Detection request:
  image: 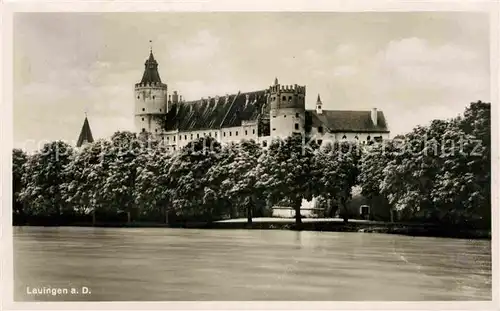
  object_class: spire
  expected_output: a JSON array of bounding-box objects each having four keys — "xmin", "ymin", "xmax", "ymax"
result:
[
  {"xmin": 317, "ymin": 94, "xmax": 322, "ymax": 103},
  {"xmin": 76, "ymin": 115, "xmax": 94, "ymax": 147},
  {"xmin": 274, "ymin": 77, "xmax": 279, "ymax": 85},
  {"xmin": 139, "ymin": 41, "xmax": 162, "ymax": 84}
]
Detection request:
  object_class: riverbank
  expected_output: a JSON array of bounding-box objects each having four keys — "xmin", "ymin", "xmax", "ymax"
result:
[{"xmin": 14, "ymin": 217, "xmax": 491, "ymax": 240}]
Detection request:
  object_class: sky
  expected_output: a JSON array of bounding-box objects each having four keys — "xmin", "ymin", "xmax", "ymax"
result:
[{"xmin": 13, "ymin": 12, "xmax": 491, "ymax": 150}]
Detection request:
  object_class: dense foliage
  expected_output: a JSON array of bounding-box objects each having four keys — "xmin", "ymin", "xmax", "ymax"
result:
[{"xmin": 13, "ymin": 102, "xmax": 491, "ymax": 229}]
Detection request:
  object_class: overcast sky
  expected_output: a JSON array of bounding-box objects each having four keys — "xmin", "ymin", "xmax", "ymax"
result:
[{"xmin": 13, "ymin": 12, "xmax": 490, "ymax": 150}]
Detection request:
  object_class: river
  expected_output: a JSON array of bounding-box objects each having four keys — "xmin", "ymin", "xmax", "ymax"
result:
[{"xmin": 13, "ymin": 226, "xmax": 491, "ymax": 301}]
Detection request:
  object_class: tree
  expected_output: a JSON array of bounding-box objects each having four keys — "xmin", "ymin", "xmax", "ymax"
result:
[
  {"xmin": 12, "ymin": 149, "xmax": 28, "ymax": 222},
  {"xmin": 167, "ymin": 137, "xmax": 226, "ymax": 223},
  {"xmin": 358, "ymin": 140, "xmax": 399, "ymax": 221},
  {"xmin": 19, "ymin": 141, "xmax": 74, "ymax": 222},
  {"xmin": 314, "ymin": 141, "xmax": 361, "ymax": 223},
  {"xmin": 135, "ymin": 142, "xmax": 172, "ymax": 223},
  {"xmin": 61, "ymin": 139, "xmax": 114, "ymax": 224},
  {"xmin": 257, "ymin": 135, "xmax": 317, "ymax": 228},
  {"xmin": 101, "ymin": 131, "xmax": 143, "ymax": 223},
  {"xmin": 211, "ymin": 140, "xmax": 264, "ymax": 224}
]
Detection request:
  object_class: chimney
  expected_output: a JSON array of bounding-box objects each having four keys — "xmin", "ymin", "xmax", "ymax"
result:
[{"xmin": 371, "ymin": 108, "xmax": 378, "ymax": 126}]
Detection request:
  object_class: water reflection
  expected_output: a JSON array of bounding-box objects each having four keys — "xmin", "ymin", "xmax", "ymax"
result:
[{"xmin": 14, "ymin": 227, "xmax": 491, "ymax": 301}]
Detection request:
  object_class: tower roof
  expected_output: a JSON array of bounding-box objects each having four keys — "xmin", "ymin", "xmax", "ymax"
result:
[
  {"xmin": 76, "ymin": 116, "xmax": 94, "ymax": 147},
  {"xmin": 140, "ymin": 50, "xmax": 162, "ymax": 84},
  {"xmin": 317, "ymin": 94, "xmax": 322, "ymax": 103}
]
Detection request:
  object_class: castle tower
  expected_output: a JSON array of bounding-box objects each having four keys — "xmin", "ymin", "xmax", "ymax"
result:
[
  {"xmin": 268, "ymin": 78, "xmax": 306, "ymax": 139},
  {"xmin": 134, "ymin": 44, "xmax": 168, "ymax": 136},
  {"xmin": 76, "ymin": 114, "xmax": 94, "ymax": 148}
]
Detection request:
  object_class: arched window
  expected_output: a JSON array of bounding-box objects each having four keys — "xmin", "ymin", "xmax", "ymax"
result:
[
  {"xmin": 142, "ymin": 128, "xmax": 145, "ymax": 132},
  {"xmin": 142, "ymin": 108, "xmax": 145, "ymax": 112}
]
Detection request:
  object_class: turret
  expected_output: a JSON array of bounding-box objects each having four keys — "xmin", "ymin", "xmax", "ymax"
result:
[
  {"xmin": 316, "ymin": 94, "xmax": 323, "ymax": 115},
  {"xmin": 134, "ymin": 44, "xmax": 168, "ymax": 136},
  {"xmin": 268, "ymin": 78, "xmax": 306, "ymax": 138}
]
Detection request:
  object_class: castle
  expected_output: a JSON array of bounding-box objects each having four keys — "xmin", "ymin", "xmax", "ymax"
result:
[{"xmin": 78, "ymin": 48, "xmax": 390, "ymax": 150}]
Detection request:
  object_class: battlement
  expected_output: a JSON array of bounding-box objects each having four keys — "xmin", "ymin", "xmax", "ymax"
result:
[
  {"xmin": 135, "ymin": 82, "xmax": 168, "ymax": 89},
  {"xmin": 269, "ymin": 84, "xmax": 306, "ymax": 95}
]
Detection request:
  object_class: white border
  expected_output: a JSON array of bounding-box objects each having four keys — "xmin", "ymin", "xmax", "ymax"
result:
[{"xmin": 1, "ymin": 1, "xmax": 498, "ymax": 310}]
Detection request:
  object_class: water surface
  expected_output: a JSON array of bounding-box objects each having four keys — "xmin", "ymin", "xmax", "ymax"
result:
[{"xmin": 14, "ymin": 227, "xmax": 491, "ymax": 301}]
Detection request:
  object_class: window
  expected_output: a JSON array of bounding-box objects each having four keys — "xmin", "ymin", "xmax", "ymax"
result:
[
  {"xmin": 318, "ymin": 126, "xmax": 323, "ymax": 134},
  {"xmin": 209, "ymin": 132, "xmax": 212, "ymax": 137},
  {"xmin": 288, "ymin": 96, "xmax": 292, "ymax": 101},
  {"xmin": 295, "ymin": 123, "xmax": 299, "ymax": 130},
  {"xmin": 142, "ymin": 128, "xmax": 146, "ymax": 132},
  {"xmin": 296, "ymin": 113, "xmax": 299, "ymax": 118},
  {"xmin": 223, "ymin": 132, "xmax": 226, "ymax": 137},
  {"xmin": 155, "ymin": 129, "xmax": 158, "ymax": 132},
  {"xmin": 235, "ymin": 131, "xmax": 238, "ymax": 136},
  {"xmin": 142, "ymin": 118, "xmax": 145, "ymax": 121},
  {"xmin": 153, "ymin": 96, "xmax": 156, "ymax": 100},
  {"xmin": 184, "ymin": 135, "xmax": 187, "ymax": 140},
  {"xmin": 342, "ymin": 135, "xmax": 347, "ymax": 139},
  {"xmin": 284, "ymin": 115, "xmax": 287, "ymax": 118},
  {"xmin": 245, "ymin": 130, "xmax": 248, "ymax": 135},
  {"xmin": 162, "ymin": 137, "xmax": 164, "ymax": 140},
  {"xmin": 262, "ymin": 141, "xmax": 268, "ymax": 147},
  {"xmin": 367, "ymin": 135, "xmax": 371, "ymax": 141},
  {"xmin": 142, "ymin": 108, "xmax": 145, "ymax": 112},
  {"xmin": 317, "ymin": 139, "xmax": 323, "ymax": 145},
  {"xmin": 229, "ymin": 132, "xmax": 232, "ymax": 137},
  {"xmin": 167, "ymin": 137, "xmax": 170, "ymax": 141},
  {"xmin": 197, "ymin": 134, "xmax": 200, "ymax": 138},
  {"xmin": 203, "ymin": 133, "xmax": 206, "ymax": 136},
  {"xmin": 355, "ymin": 136, "xmax": 359, "ymax": 140},
  {"xmin": 137, "ymin": 96, "xmax": 140, "ymax": 99},
  {"xmin": 272, "ymin": 115, "xmax": 276, "ymax": 118},
  {"xmin": 173, "ymin": 146, "xmax": 176, "ymax": 151},
  {"xmin": 173, "ymin": 136, "xmax": 176, "ymax": 142},
  {"xmin": 215, "ymin": 132, "xmax": 218, "ymax": 138},
  {"xmin": 191, "ymin": 134, "xmax": 193, "ymax": 140},
  {"xmin": 179, "ymin": 135, "xmax": 182, "ymax": 140},
  {"xmin": 273, "ymin": 128, "xmax": 276, "ymax": 131},
  {"xmin": 253, "ymin": 129, "xmax": 255, "ymax": 134},
  {"xmin": 282, "ymin": 96, "xmax": 286, "ymax": 101}
]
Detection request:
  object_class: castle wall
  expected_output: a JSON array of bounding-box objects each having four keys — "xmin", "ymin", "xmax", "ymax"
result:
[{"xmin": 308, "ymin": 127, "xmax": 390, "ymax": 146}]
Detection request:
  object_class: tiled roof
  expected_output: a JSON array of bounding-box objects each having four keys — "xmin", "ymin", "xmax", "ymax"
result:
[
  {"xmin": 307, "ymin": 110, "xmax": 389, "ymax": 133},
  {"xmin": 165, "ymin": 90, "xmax": 270, "ymax": 132},
  {"xmin": 140, "ymin": 51, "xmax": 162, "ymax": 84},
  {"xmin": 76, "ymin": 116, "xmax": 94, "ymax": 147}
]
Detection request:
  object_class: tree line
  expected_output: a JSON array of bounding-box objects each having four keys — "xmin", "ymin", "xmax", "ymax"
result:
[{"xmin": 12, "ymin": 102, "xmax": 491, "ymax": 229}]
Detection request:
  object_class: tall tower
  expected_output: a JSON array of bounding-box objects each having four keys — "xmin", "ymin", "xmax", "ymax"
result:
[
  {"xmin": 134, "ymin": 44, "xmax": 168, "ymax": 136},
  {"xmin": 268, "ymin": 78, "xmax": 306, "ymax": 139}
]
